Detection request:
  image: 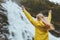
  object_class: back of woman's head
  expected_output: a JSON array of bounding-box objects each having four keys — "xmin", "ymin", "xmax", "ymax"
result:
[{"xmin": 36, "ymin": 13, "xmax": 44, "ymax": 21}]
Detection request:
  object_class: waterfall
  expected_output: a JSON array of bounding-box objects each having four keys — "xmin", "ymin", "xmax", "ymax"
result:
[
  {"xmin": 1, "ymin": 0, "xmax": 60, "ymax": 40},
  {"xmin": 1, "ymin": 0, "xmax": 35, "ymax": 40},
  {"xmin": 49, "ymin": 32, "xmax": 60, "ymax": 40}
]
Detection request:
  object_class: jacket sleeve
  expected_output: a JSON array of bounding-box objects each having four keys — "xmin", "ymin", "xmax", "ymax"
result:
[
  {"xmin": 48, "ymin": 10, "xmax": 52, "ymax": 23},
  {"xmin": 23, "ymin": 9, "xmax": 44, "ymax": 27}
]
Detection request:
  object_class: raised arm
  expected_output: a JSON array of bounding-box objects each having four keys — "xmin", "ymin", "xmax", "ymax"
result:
[
  {"xmin": 47, "ymin": 10, "xmax": 55, "ymax": 30},
  {"xmin": 22, "ymin": 6, "xmax": 41, "ymax": 27},
  {"xmin": 48, "ymin": 10, "xmax": 52, "ymax": 23}
]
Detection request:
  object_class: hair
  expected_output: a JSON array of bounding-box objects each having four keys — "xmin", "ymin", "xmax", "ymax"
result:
[
  {"xmin": 36, "ymin": 13, "xmax": 44, "ymax": 21},
  {"xmin": 0, "ymin": 3, "xmax": 9, "ymax": 40}
]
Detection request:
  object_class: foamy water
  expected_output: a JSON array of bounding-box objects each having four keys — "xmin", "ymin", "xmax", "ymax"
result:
[
  {"xmin": 49, "ymin": 32, "xmax": 60, "ymax": 40},
  {"xmin": 1, "ymin": 0, "xmax": 35, "ymax": 40}
]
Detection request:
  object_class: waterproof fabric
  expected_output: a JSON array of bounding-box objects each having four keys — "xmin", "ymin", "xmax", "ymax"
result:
[{"xmin": 1, "ymin": 0, "xmax": 35, "ymax": 40}]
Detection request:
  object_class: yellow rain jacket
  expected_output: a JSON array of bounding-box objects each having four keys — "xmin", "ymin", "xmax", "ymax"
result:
[{"xmin": 23, "ymin": 9, "xmax": 51, "ymax": 40}]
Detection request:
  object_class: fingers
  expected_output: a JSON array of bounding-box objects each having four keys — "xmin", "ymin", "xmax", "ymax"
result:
[{"xmin": 21, "ymin": 5, "xmax": 25, "ymax": 10}]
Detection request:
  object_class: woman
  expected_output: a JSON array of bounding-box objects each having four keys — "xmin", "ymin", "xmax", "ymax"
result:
[{"xmin": 22, "ymin": 6, "xmax": 54, "ymax": 40}]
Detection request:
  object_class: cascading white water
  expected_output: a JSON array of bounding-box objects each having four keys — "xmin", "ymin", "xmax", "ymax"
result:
[
  {"xmin": 1, "ymin": 0, "xmax": 35, "ymax": 40},
  {"xmin": 49, "ymin": 32, "xmax": 60, "ymax": 40}
]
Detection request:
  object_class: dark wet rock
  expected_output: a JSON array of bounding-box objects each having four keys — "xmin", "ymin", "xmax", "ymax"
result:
[{"xmin": 0, "ymin": 3, "xmax": 9, "ymax": 40}]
